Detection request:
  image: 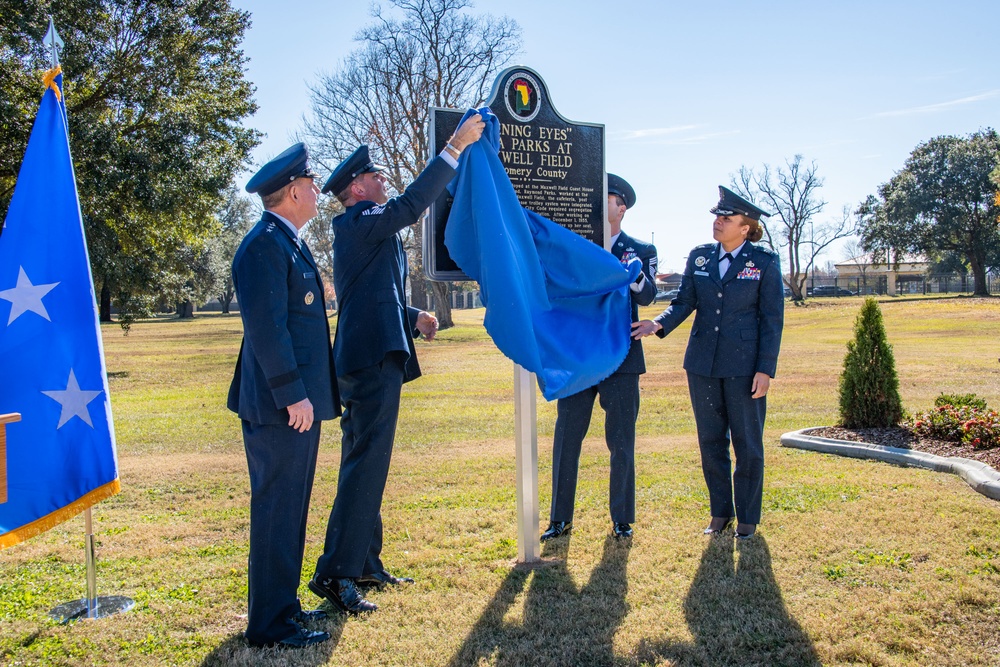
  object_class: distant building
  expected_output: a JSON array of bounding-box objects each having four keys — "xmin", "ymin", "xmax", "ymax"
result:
[{"xmin": 833, "ymin": 254, "xmax": 985, "ymax": 295}]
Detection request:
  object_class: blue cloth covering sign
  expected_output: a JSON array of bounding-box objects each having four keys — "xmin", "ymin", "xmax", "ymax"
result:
[{"xmin": 444, "ymin": 108, "xmax": 640, "ymax": 401}]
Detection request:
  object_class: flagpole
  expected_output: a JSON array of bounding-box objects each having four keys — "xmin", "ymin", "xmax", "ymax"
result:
[
  {"xmin": 85, "ymin": 507, "xmax": 97, "ymax": 617},
  {"xmin": 30, "ymin": 17, "xmax": 135, "ymax": 624}
]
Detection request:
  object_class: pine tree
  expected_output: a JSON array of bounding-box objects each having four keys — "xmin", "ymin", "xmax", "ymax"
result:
[{"xmin": 838, "ymin": 298, "xmax": 905, "ymax": 427}]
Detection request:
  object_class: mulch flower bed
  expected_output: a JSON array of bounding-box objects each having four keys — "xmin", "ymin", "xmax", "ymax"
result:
[{"xmin": 805, "ymin": 426, "xmax": 1000, "ymax": 471}]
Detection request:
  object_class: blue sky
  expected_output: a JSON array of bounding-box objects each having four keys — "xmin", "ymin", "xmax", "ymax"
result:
[{"xmin": 234, "ymin": 0, "xmax": 999, "ymax": 272}]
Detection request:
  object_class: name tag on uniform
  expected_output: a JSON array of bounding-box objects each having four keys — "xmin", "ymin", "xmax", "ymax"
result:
[
  {"xmin": 694, "ymin": 270, "xmax": 710, "ymax": 276},
  {"xmin": 303, "ymin": 271, "xmax": 315, "ymax": 279},
  {"xmin": 737, "ymin": 268, "xmax": 761, "ymax": 280}
]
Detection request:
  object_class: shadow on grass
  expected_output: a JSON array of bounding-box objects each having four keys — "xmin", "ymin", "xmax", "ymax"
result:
[
  {"xmin": 198, "ymin": 610, "xmax": 345, "ymax": 667},
  {"xmin": 636, "ymin": 535, "xmax": 820, "ymax": 667},
  {"xmin": 446, "ymin": 535, "xmax": 630, "ymax": 666}
]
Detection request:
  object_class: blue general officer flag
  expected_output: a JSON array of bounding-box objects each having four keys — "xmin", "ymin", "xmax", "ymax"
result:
[{"xmin": 0, "ymin": 68, "xmax": 120, "ymax": 549}]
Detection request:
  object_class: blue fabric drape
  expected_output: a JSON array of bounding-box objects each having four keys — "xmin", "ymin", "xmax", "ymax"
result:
[{"xmin": 444, "ymin": 108, "xmax": 640, "ymax": 400}]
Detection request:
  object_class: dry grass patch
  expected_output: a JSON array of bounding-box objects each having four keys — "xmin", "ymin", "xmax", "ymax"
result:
[{"xmin": 1, "ymin": 301, "xmax": 998, "ymax": 666}]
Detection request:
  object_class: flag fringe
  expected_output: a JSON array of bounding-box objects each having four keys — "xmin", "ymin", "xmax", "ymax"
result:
[
  {"xmin": 42, "ymin": 65, "xmax": 62, "ymax": 101},
  {"xmin": 0, "ymin": 478, "xmax": 120, "ymax": 550}
]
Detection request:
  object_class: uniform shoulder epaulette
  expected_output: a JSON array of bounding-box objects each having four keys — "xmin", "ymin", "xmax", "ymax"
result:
[
  {"xmin": 694, "ymin": 242, "xmax": 715, "ymax": 250},
  {"xmin": 754, "ymin": 244, "xmax": 779, "ymax": 258}
]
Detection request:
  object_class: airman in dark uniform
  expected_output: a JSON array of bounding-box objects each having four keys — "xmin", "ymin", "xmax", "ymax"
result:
[
  {"xmin": 633, "ymin": 186, "xmax": 784, "ymax": 541},
  {"xmin": 541, "ymin": 174, "xmax": 658, "ymax": 543},
  {"xmin": 309, "ymin": 114, "xmax": 484, "ymax": 614},
  {"xmin": 229, "ymin": 143, "xmax": 338, "ymax": 648}
]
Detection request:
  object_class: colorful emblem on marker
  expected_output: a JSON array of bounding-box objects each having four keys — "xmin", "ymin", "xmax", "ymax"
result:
[{"xmin": 504, "ymin": 71, "xmax": 541, "ymax": 122}]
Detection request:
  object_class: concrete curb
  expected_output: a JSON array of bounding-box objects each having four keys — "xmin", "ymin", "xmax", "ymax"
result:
[{"xmin": 780, "ymin": 428, "xmax": 1000, "ymax": 502}]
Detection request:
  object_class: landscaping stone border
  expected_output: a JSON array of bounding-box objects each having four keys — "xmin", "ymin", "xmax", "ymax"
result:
[{"xmin": 780, "ymin": 428, "xmax": 1000, "ymax": 501}]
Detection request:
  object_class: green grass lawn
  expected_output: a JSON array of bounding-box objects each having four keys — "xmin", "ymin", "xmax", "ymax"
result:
[{"xmin": 2, "ymin": 296, "xmax": 999, "ymax": 666}]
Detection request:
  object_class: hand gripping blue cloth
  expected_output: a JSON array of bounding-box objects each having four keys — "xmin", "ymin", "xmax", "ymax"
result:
[{"xmin": 444, "ymin": 107, "xmax": 641, "ymax": 401}]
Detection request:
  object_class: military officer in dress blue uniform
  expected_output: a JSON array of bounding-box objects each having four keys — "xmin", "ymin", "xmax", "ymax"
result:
[
  {"xmin": 633, "ymin": 186, "xmax": 784, "ymax": 541},
  {"xmin": 228, "ymin": 143, "xmax": 339, "ymax": 648},
  {"xmin": 540, "ymin": 174, "xmax": 658, "ymax": 543},
  {"xmin": 309, "ymin": 114, "xmax": 485, "ymax": 614}
]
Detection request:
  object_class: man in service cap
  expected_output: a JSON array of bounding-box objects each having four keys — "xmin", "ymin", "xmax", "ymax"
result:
[
  {"xmin": 541, "ymin": 173, "xmax": 659, "ymax": 544},
  {"xmin": 308, "ymin": 113, "xmax": 484, "ymax": 614},
  {"xmin": 228, "ymin": 142, "xmax": 339, "ymax": 648}
]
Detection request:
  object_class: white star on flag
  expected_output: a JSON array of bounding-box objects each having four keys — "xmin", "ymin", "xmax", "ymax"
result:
[
  {"xmin": 0, "ymin": 266, "xmax": 60, "ymax": 325},
  {"xmin": 41, "ymin": 369, "xmax": 104, "ymax": 429}
]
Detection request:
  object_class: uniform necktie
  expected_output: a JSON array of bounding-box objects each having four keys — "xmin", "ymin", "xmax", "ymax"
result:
[{"xmin": 720, "ymin": 252, "xmax": 734, "ymax": 279}]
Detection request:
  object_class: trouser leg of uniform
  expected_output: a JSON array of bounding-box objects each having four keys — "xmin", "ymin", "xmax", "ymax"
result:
[
  {"xmin": 686, "ymin": 372, "xmax": 735, "ymax": 519},
  {"xmin": 598, "ymin": 372, "xmax": 639, "ymax": 524},
  {"xmin": 550, "ymin": 387, "xmax": 597, "ymax": 522},
  {"xmin": 362, "ymin": 513, "xmax": 384, "ymax": 576},
  {"xmin": 316, "ymin": 353, "xmax": 404, "ymax": 579},
  {"xmin": 722, "ymin": 375, "xmax": 766, "ymax": 524},
  {"xmin": 243, "ymin": 420, "xmax": 321, "ymax": 645}
]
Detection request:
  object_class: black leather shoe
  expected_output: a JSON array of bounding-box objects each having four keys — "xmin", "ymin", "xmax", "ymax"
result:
[
  {"xmin": 247, "ymin": 626, "xmax": 330, "ymax": 649},
  {"xmin": 293, "ymin": 608, "xmax": 329, "ymax": 623},
  {"xmin": 735, "ymin": 524, "xmax": 757, "ymax": 541},
  {"xmin": 612, "ymin": 522, "xmax": 633, "ymax": 540},
  {"xmin": 540, "ymin": 521, "xmax": 572, "ymax": 541},
  {"xmin": 703, "ymin": 517, "xmax": 734, "ymax": 535},
  {"xmin": 308, "ymin": 575, "xmax": 377, "ymax": 615},
  {"xmin": 356, "ymin": 569, "xmax": 414, "ymax": 588}
]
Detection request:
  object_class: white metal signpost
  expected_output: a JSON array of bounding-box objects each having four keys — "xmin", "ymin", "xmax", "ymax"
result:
[{"xmin": 425, "ymin": 66, "xmax": 607, "ymax": 563}]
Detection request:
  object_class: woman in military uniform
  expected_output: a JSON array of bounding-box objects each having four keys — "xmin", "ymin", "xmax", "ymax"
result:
[{"xmin": 632, "ymin": 186, "xmax": 784, "ymax": 540}]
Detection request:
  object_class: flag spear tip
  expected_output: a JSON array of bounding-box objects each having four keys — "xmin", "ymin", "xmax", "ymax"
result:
[{"xmin": 42, "ymin": 16, "xmax": 64, "ymax": 69}]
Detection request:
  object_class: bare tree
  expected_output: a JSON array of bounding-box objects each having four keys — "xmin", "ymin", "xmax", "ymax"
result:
[
  {"xmin": 841, "ymin": 238, "xmax": 873, "ymax": 295},
  {"xmin": 300, "ymin": 197, "xmax": 342, "ymax": 304},
  {"xmin": 303, "ymin": 0, "xmax": 520, "ymax": 328},
  {"xmin": 733, "ymin": 156, "xmax": 856, "ymax": 301}
]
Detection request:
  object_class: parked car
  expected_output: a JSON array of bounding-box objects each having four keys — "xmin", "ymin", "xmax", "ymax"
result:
[
  {"xmin": 654, "ymin": 289, "xmax": 679, "ymax": 303},
  {"xmin": 807, "ymin": 285, "xmax": 855, "ymax": 297}
]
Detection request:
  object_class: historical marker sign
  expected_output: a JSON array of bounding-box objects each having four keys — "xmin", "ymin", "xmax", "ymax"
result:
[{"xmin": 424, "ymin": 65, "xmax": 606, "ymax": 281}]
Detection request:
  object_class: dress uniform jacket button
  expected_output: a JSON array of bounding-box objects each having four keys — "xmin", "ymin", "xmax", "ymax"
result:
[
  {"xmin": 714, "ymin": 326, "xmax": 719, "ymax": 331},
  {"xmin": 717, "ymin": 292, "xmax": 723, "ymax": 298},
  {"xmin": 716, "ymin": 309, "xmax": 721, "ymax": 314}
]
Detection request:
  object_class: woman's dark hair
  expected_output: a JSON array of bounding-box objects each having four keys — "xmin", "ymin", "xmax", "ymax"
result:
[{"xmin": 746, "ymin": 219, "xmax": 764, "ymax": 243}]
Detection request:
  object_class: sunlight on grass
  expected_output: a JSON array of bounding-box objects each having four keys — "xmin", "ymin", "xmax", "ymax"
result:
[{"xmin": 1, "ymin": 300, "xmax": 999, "ymax": 666}]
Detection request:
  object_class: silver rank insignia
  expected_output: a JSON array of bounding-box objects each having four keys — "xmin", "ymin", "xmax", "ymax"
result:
[
  {"xmin": 746, "ymin": 260, "xmax": 754, "ymax": 268},
  {"xmin": 694, "ymin": 256, "xmax": 707, "ymax": 267},
  {"xmin": 304, "ymin": 291, "xmax": 314, "ymax": 305}
]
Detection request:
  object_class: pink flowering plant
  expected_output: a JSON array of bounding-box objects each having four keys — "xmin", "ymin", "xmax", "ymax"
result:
[{"xmin": 910, "ymin": 396, "xmax": 1000, "ymax": 450}]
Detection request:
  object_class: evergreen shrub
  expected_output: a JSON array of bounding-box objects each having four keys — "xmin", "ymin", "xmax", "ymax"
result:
[{"xmin": 838, "ymin": 298, "xmax": 905, "ymax": 428}]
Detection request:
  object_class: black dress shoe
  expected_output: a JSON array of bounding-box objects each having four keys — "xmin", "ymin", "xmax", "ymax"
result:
[
  {"xmin": 293, "ymin": 608, "xmax": 329, "ymax": 623},
  {"xmin": 356, "ymin": 569, "xmax": 414, "ymax": 588},
  {"xmin": 703, "ymin": 517, "xmax": 734, "ymax": 535},
  {"xmin": 247, "ymin": 626, "xmax": 330, "ymax": 649},
  {"xmin": 734, "ymin": 522, "xmax": 757, "ymax": 540},
  {"xmin": 540, "ymin": 520, "xmax": 572, "ymax": 541},
  {"xmin": 308, "ymin": 575, "xmax": 377, "ymax": 615},
  {"xmin": 612, "ymin": 522, "xmax": 633, "ymax": 540}
]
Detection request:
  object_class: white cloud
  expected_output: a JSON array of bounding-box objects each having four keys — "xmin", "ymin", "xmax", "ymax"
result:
[
  {"xmin": 613, "ymin": 125, "xmax": 702, "ymax": 140},
  {"xmin": 869, "ymin": 90, "xmax": 1000, "ymax": 118},
  {"xmin": 611, "ymin": 125, "xmax": 740, "ymax": 145}
]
